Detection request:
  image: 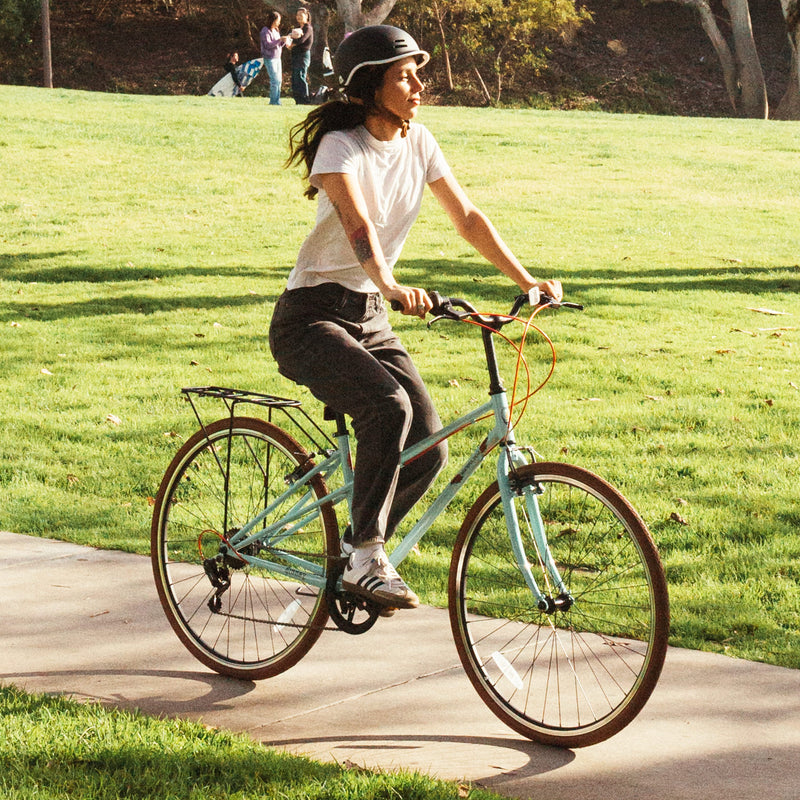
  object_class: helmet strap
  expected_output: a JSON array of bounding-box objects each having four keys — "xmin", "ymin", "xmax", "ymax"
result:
[
  {"xmin": 343, "ymin": 89, "xmax": 410, "ymax": 138},
  {"xmin": 375, "ymin": 104, "xmax": 410, "ymax": 138}
]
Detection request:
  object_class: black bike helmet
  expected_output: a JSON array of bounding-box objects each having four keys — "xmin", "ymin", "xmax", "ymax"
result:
[{"xmin": 334, "ymin": 25, "xmax": 430, "ymax": 90}]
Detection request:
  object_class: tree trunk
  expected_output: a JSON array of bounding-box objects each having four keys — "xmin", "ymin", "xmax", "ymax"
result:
[
  {"xmin": 494, "ymin": 50, "xmax": 504, "ymax": 104},
  {"xmin": 648, "ymin": 0, "xmax": 739, "ymax": 111},
  {"xmin": 432, "ymin": 0, "xmax": 454, "ymax": 91},
  {"xmin": 723, "ymin": 0, "xmax": 768, "ymax": 118},
  {"xmin": 336, "ymin": 0, "xmax": 400, "ymax": 32},
  {"xmin": 41, "ymin": 0, "xmax": 53, "ymax": 88},
  {"xmin": 775, "ymin": 0, "xmax": 800, "ymax": 118},
  {"xmin": 693, "ymin": 0, "xmax": 740, "ymax": 110},
  {"xmin": 464, "ymin": 50, "xmax": 492, "ymax": 105}
]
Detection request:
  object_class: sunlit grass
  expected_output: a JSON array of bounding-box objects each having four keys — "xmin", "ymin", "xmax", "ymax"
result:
[{"xmin": 1, "ymin": 86, "xmax": 799, "ymax": 667}]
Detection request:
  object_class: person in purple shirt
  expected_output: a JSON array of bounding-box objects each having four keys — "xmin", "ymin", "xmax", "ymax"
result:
[{"xmin": 260, "ymin": 10, "xmax": 290, "ymax": 105}]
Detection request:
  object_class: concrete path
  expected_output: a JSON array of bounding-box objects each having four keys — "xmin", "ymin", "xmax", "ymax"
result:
[{"xmin": 2, "ymin": 531, "xmax": 799, "ymax": 799}]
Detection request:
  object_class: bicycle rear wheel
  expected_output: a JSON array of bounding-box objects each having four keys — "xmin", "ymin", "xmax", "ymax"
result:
[
  {"xmin": 449, "ymin": 462, "xmax": 669, "ymax": 747},
  {"xmin": 151, "ymin": 416, "xmax": 339, "ymax": 680}
]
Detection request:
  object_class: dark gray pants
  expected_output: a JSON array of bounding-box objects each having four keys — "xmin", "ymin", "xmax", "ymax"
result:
[{"xmin": 269, "ymin": 283, "xmax": 448, "ymax": 546}]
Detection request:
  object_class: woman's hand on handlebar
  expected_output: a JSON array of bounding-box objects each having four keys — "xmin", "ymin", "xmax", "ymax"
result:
[
  {"xmin": 533, "ymin": 279, "xmax": 563, "ymax": 303},
  {"xmin": 385, "ymin": 285, "xmax": 433, "ymax": 318}
]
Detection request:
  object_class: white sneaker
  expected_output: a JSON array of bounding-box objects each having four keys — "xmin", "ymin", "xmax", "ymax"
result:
[{"xmin": 342, "ymin": 549, "xmax": 419, "ymax": 609}]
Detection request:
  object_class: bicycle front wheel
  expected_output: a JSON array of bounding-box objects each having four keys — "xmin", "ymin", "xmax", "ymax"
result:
[
  {"xmin": 449, "ymin": 462, "xmax": 669, "ymax": 748},
  {"xmin": 151, "ymin": 417, "xmax": 339, "ymax": 680}
]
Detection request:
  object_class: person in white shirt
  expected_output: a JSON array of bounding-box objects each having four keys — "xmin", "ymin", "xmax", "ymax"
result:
[{"xmin": 269, "ymin": 25, "xmax": 562, "ymax": 611}]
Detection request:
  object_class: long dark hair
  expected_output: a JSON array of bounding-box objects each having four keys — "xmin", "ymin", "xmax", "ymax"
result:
[{"xmin": 285, "ymin": 65, "xmax": 389, "ymax": 199}]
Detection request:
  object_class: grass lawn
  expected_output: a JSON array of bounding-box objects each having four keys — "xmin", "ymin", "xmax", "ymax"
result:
[
  {"xmin": 1, "ymin": 86, "xmax": 799, "ymax": 672},
  {"xmin": 0, "ymin": 684, "xmax": 503, "ymax": 799}
]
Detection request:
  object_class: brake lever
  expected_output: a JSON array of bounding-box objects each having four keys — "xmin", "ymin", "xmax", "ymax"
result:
[{"xmin": 538, "ymin": 294, "xmax": 584, "ymax": 311}]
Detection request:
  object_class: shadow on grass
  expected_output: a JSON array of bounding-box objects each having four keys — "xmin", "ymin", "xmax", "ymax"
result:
[
  {"xmin": 403, "ymin": 259, "xmax": 800, "ymax": 297},
  {"xmin": 6, "ymin": 253, "xmax": 796, "ymax": 296},
  {"xmin": 0, "ymin": 291, "xmax": 274, "ymax": 323},
  {"xmin": 0, "ymin": 253, "xmax": 270, "ymax": 284},
  {"xmin": 2, "ymin": 681, "xmax": 569, "ymax": 799}
]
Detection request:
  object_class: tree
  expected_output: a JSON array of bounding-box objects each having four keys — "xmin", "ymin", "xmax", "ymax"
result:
[
  {"xmin": 394, "ymin": 0, "xmax": 589, "ymax": 104},
  {"xmin": 0, "ymin": 0, "xmax": 40, "ymax": 42},
  {"xmin": 647, "ymin": 0, "xmax": 800, "ymax": 119},
  {"xmin": 460, "ymin": 0, "xmax": 589, "ymax": 104},
  {"xmin": 775, "ymin": 0, "xmax": 800, "ymax": 117}
]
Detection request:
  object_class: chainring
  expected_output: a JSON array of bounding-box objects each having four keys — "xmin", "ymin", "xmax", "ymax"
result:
[{"xmin": 325, "ymin": 557, "xmax": 381, "ymax": 634}]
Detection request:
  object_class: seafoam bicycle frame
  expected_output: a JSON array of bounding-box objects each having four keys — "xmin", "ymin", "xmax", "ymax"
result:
[{"xmin": 223, "ymin": 383, "xmax": 569, "ymax": 608}]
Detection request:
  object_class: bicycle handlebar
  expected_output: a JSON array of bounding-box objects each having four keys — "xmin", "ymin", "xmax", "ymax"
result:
[{"xmin": 390, "ymin": 290, "xmax": 583, "ymax": 326}]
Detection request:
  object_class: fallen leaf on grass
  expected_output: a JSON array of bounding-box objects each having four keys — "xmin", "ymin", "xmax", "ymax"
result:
[
  {"xmin": 448, "ymin": 379, "xmax": 460, "ymax": 388},
  {"xmin": 765, "ymin": 398, "xmax": 774, "ymax": 407},
  {"xmin": 106, "ymin": 414, "xmax": 122, "ymax": 425},
  {"xmin": 40, "ymin": 368, "xmax": 53, "ymax": 375},
  {"xmin": 715, "ymin": 348, "xmax": 736, "ymax": 354},
  {"xmin": 790, "ymin": 382, "xmax": 800, "ymax": 391},
  {"xmin": 746, "ymin": 307, "xmax": 788, "ymax": 316},
  {"xmin": 607, "ymin": 39, "xmax": 627, "ymax": 55},
  {"xmin": 643, "ymin": 394, "xmax": 662, "ymax": 401},
  {"xmin": 731, "ymin": 328, "xmax": 757, "ymax": 337},
  {"xmin": 669, "ymin": 512, "xmax": 689, "ymax": 526}
]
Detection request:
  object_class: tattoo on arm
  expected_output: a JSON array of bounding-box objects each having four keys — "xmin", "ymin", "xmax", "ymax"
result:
[
  {"xmin": 350, "ymin": 226, "xmax": 374, "ymax": 264},
  {"xmin": 331, "ymin": 198, "xmax": 375, "ymax": 264}
]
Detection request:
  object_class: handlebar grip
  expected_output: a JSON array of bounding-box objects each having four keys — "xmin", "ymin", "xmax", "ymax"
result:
[
  {"xmin": 428, "ymin": 290, "xmax": 446, "ymax": 314},
  {"xmin": 389, "ymin": 291, "xmax": 448, "ymax": 315}
]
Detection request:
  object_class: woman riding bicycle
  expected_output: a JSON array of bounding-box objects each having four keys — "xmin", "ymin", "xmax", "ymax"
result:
[{"xmin": 269, "ymin": 25, "xmax": 562, "ymax": 612}]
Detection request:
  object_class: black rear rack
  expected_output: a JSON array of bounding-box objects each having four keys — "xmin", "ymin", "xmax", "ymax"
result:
[{"xmin": 181, "ymin": 386, "xmax": 336, "ymax": 453}]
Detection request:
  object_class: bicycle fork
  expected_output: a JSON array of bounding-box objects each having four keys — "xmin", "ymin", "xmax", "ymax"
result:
[{"xmin": 499, "ymin": 446, "xmax": 574, "ymax": 614}]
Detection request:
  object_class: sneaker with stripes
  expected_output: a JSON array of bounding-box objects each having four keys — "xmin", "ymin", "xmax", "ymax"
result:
[{"xmin": 342, "ymin": 547, "xmax": 419, "ymax": 609}]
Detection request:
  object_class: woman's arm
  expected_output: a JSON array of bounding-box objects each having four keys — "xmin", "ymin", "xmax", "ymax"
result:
[
  {"xmin": 318, "ymin": 172, "xmax": 431, "ymax": 316},
  {"xmin": 429, "ymin": 172, "xmax": 562, "ymax": 300}
]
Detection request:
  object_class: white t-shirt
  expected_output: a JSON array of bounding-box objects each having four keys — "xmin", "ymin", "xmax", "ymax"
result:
[{"xmin": 286, "ymin": 123, "xmax": 452, "ymax": 293}]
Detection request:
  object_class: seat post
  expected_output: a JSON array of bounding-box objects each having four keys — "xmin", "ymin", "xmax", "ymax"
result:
[{"xmin": 323, "ymin": 406, "xmax": 349, "ymax": 437}]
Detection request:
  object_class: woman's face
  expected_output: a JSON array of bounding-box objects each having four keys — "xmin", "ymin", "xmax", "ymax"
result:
[
  {"xmin": 296, "ymin": 9, "xmax": 308, "ymax": 24},
  {"xmin": 375, "ymin": 57, "xmax": 424, "ymax": 121},
  {"xmin": 271, "ymin": 14, "xmax": 281, "ymax": 28}
]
